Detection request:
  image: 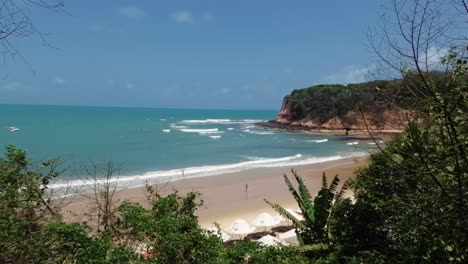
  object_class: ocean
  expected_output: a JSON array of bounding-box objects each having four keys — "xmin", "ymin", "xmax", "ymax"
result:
[{"xmin": 0, "ymin": 104, "xmax": 370, "ymax": 189}]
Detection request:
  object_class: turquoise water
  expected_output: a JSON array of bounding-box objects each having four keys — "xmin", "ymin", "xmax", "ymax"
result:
[{"xmin": 0, "ymin": 104, "xmax": 369, "ymax": 188}]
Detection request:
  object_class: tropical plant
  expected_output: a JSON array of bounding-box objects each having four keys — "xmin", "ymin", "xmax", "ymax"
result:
[
  {"xmin": 265, "ymin": 170, "xmax": 349, "ymax": 248},
  {"xmin": 223, "ymin": 240, "xmax": 312, "ymax": 264},
  {"xmin": 113, "ymin": 186, "xmax": 224, "ymax": 264},
  {"xmin": 0, "ymin": 145, "xmax": 62, "ymax": 263}
]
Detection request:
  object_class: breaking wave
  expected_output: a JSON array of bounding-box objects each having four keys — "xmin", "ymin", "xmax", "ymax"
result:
[
  {"xmin": 306, "ymin": 139, "xmax": 328, "ymax": 143},
  {"xmin": 48, "ymin": 152, "xmax": 367, "ymax": 191},
  {"xmin": 179, "ymin": 128, "xmax": 223, "ymax": 135},
  {"xmin": 181, "ymin": 119, "xmax": 265, "ymax": 125}
]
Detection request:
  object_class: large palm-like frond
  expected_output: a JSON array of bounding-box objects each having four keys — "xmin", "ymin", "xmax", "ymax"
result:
[
  {"xmin": 266, "ymin": 170, "xmax": 349, "ymax": 247},
  {"xmin": 321, "ymin": 172, "xmax": 328, "ymax": 189},
  {"xmin": 291, "ymin": 170, "xmax": 315, "ymax": 224},
  {"xmin": 335, "ymin": 179, "xmax": 350, "ymax": 201},
  {"xmin": 264, "ymin": 199, "xmax": 305, "ymax": 228},
  {"xmin": 328, "ymin": 174, "xmax": 340, "ymax": 193}
]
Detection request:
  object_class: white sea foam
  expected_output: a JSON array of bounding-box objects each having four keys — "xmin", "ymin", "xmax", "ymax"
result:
[
  {"xmin": 306, "ymin": 139, "xmax": 328, "ymax": 143},
  {"xmin": 162, "ymin": 129, "xmax": 171, "ymax": 133},
  {"xmin": 180, "ymin": 128, "xmax": 219, "ymax": 133},
  {"xmin": 241, "ymin": 128, "xmax": 274, "ymax": 135},
  {"xmin": 169, "ymin": 124, "xmax": 188, "ymax": 129},
  {"xmin": 368, "ymin": 142, "xmax": 376, "ymax": 145},
  {"xmin": 246, "ymin": 130, "xmax": 274, "ymax": 135},
  {"xmin": 48, "ymin": 152, "xmax": 367, "ymax": 191},
  {"xmin": 209, "ymin": 135, "xmax": 221, "ymax": 139},
  {"xmin": 182, "ymin": 119, "xmax": 231, "ymax": 124},
  {"xmin": 178, "ymin": 128, "xmax": 224, "ymax": 135},
  {"xmin": 227, "ymin": 128, "xmax": 234, "ymax": 131},
  {"xmin": 181, "ymin": 119, "xmax": 265, "ymax": 125},
  {"xmin": 346, "ymin": 141, "xmax": 359, "ymax": 145}
]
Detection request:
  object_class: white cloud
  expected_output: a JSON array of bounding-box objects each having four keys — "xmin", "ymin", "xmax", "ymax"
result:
[
  {"xmin": 202, "ymin": 13, "xmax": 214, "ymax": 22},
  {"xmin": 420, "ymin": 46, "xmax": 449, "ymax": 67},
  {"xmin": 324, "ymin": 65, "xmax": 374, "ymax": 84},
  {"xmin": 119, "ymin": 6, "xmax": 145, "ymax": 18},
  {"xmin": 2, "ymin": 82, "xmax": 21, "ymax": 91},
  {"xmin": 172, "ymin": 11, "xmax": 194, "ymax": 24},
  {"xmin": 54, "ymin": 77, "xmax": 65, "ymax": 85}
]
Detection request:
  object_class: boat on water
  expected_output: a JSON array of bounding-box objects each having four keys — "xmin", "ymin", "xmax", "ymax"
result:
[{"xmin": 8, "ymin": 127, "xmax": 19, "ymax": 132}]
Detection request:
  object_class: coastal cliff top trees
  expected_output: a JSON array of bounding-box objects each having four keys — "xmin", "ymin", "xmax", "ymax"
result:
[{"xmin": 286, "ymin": 80, "xmax": 403, "ymax": 124}]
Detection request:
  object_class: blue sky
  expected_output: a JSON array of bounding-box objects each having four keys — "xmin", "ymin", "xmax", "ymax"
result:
[{"xmin": 1, "ymin": 0, "xmax": 383, "ymax": 109}]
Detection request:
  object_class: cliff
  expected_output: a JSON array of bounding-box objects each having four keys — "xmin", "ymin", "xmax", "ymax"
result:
[
  {"xmin": 276, "ymin": 97, "xmax": 405, "ymax": 132},
  {"xmin": 269, "ymin": 81, "xmax": 417, "ymax": 134}
]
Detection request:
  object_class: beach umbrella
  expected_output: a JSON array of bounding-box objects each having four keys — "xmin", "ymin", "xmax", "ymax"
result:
[
  {"xmin": 286, "ymin": 208, "xmax": 305, "ymax": 221},
  {"xmin": 278, "ymin": 229, "xmax": 297, "ymax": 240},
  {"xmin": 273, "ymin": 214, "xmax": 287, "ymax": 223},
  {"xmin": 278, "ymin": 228, "xmax": 299, "ymax": 245},
  {"xmin": 257, "ymin": 235, "xmax": 287, "ymax": 246},
  {"xmin": 225, "ymin": 219, "xmax": 256, "ymax": 235},
  {"xmin": 206, "ymin": 227, "xmax": 231, "ymax": 242},
  {"xmin": 251, "ymin": 212, "xmax": 281, "ymax": 229}
]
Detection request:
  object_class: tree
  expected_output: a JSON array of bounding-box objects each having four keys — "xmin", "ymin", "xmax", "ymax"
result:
[
  {"xmin": 0, "ymin": 0, "xmax": 63, "ymax": 60},
  {"xmin": 341, "ymin": 0, "xmax": 468, "ymax": 262},
  {"xmin": 266, "ymin": 170, "xmax": 349, "ymax": 251},
  {"xmin": 114, "ymin": 186, "xmax": 225, "ymax": 263},
  {"xmin": 78, "ymin": 161, "xmax": 122, "ymax": 233},
  {"xmin": 0, "ymin": 145, "xmax": 61, "ymax": 263}
]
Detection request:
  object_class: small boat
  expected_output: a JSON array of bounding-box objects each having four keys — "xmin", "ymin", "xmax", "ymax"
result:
[{"xmin": 8, "ymin": 127, "xmax": 19, "ymax": 132}]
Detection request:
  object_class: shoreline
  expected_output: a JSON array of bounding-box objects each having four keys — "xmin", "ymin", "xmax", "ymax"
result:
[
  {"xmin": 60, "ymin": 156, "xmax": 366, "ymax": 229},
  {"xmin": 49, "ymin": 153, "xmax": 368, "ymax": 191},
  {"xmin": 257, "ymin": 120, "xmax": 401, "ymax": 139}
]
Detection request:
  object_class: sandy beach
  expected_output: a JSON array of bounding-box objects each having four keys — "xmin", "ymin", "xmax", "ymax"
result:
[{"xmin": 60, "ymin": 157, "xmax": 365, "ymax": 230}]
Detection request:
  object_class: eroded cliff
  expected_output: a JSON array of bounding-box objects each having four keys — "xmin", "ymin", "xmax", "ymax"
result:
[
  {"xmin": 271, "ymin": 81, "xmax": 417, "ymax": 133},
  {"xmin": 275, "ymin": 97, "xmax": 406, "ymax": 132}
]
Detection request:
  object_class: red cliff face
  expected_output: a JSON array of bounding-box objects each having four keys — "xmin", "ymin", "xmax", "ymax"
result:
[
  {"xmin": 276, "ymin": 97, "xmax": 294, "ymax": 124},
  {"xmin": 275, "ymin": 97, "xmax": 408, "ymax": 132}
]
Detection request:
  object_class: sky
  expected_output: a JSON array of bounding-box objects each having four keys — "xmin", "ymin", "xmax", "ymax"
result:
[{"xmin": 1, "ymin": 0, "xmax": 384, "ymax": 110}]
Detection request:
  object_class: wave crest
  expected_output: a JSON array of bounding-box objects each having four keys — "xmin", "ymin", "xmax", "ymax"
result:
[{"xmin": 48, "ymin": 152, "xmax": 367, "ymax": 190}]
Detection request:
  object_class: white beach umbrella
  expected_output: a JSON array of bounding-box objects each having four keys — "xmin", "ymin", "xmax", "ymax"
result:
[
  {"xmin": 278, "ymin": 229, "xmax": 300, "ymax": 245},
  {"xmin": 273, "ymin": 213, "xmax": 287, "ymax": 223},
  {"xmin": 286, "ymin": 208, "xmax": 305, "ymax": 221},
  {"xmin": 251, "ymin": 212, "xmax": 281, "ymax": 228},
  {"xmin": 225, "ymin": 219, "xmax": 256, "ymax": 235},
  {"xmin": 278, "ymin": 229, "xmax": 297, "ymax": 240},
  {"xmin": 206, "ymin": 227, "xmax": 231, "ymax": 242},
  {"xmin": 257, "ymin": 235, "xmax": 287, "ymax": 246}
]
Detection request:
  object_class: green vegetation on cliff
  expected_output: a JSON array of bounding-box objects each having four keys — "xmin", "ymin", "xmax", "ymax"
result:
[
  {"xmin": 286, "ymin": 80, "xmax": 395, "ymax": 122},
  {"xmin": 282, "ymin": 78, "xmax": 426, "ymax": 129}
]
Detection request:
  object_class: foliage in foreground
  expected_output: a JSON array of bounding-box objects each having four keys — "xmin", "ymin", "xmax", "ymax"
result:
[
  {"xmin": 0, "ymin": 145, "xmax": 310, "ymax": 264},
  {"xmin": 266, "ymin": 171, "xmax": 348, "ymax": 249}
]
